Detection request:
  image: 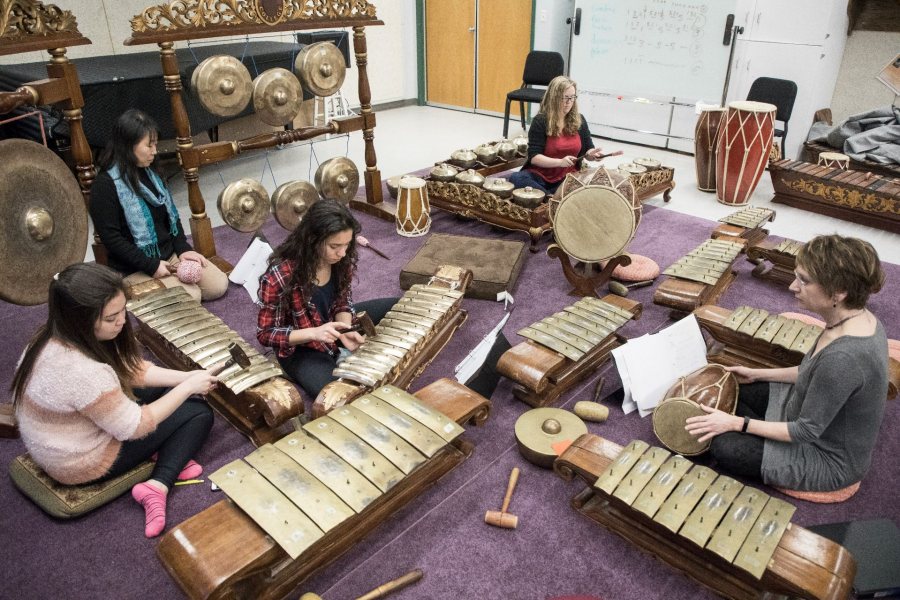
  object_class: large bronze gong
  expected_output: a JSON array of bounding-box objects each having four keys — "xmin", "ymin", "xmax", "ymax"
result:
[
  {"xmin": 191, "ymin": 55, "xmax": 253, "ymax": 117},
  {"xmin": 314, "ymin": 157, "xmax": 360, "ymax": 204},
  {"xmin": 294, "ymin": 41, "xmax": 347, "ymax": 97},
  {"xmin": 217, "ymin": 178, "xmax": 270, "ymax": 233},
  {"xmin": 550, "ymin": 167, "xmax": 642, "ymax": 263},
  {"xmin": 0, "ymin": 139, "xmax": 88, "ymax": 305},
  {"xmin": 271, "ymin": 180, "xmax": 319, "ymax": 230},
  {"xmin": 252, "ymin": 67, "xmax": 303, "ymax": 127}
]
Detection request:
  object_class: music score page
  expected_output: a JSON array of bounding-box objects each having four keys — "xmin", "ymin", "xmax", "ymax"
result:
[{"xmin": 612, "ymin": 315, "xmax": 708, "ymax": 417}]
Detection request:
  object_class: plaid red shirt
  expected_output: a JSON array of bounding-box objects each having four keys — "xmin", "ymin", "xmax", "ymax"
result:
[{"xmin": 256, "ymin": 258, "xmax": 355, "ymax": 358}]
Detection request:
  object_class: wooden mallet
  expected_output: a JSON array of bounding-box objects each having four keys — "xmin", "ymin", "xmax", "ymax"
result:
[
  {"xmin": 484, "ymin": 467, "xmax": 520, "ymax": 529},
  {"xmin": 298, "ymin": 568, "xmax": 424, "ymax": 600}
]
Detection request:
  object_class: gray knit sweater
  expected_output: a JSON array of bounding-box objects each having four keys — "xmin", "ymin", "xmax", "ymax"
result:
[{"xmin": 762, "ymin": 320, "xmax": 888, "ymax": 491}]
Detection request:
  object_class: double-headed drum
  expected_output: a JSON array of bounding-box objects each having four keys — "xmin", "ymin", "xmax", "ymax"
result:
[
  {"xmin": 694, "ymin": 107, "xmax": 726, "ymax": 192},
  {"xmin": 551, "ymin": 167, "xmax": 641, "ymax": 263},
  {"xmin": 652, "ymin": 364, "xmax": 738, "ymax": 455},
  {"xmin": 714, "ymin": 101, "xmax": 776, "ymax": 206},
  {"xmin": 395, "ymin": 176, "xmax": 431, "ymax": 237},
  {"xmin": 817, "ymin": 152, "xmax": 850, "ymax": 170}
]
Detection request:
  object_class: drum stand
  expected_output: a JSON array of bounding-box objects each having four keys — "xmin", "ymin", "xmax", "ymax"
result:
[{"xmin": 548, "ymin": 244, "xmax": 631, "ymax": 298}]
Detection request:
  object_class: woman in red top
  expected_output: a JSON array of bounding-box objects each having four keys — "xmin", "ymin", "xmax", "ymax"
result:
[{"xmin": 509, "ymin": 75, "xmax": 610, "ymax": 194}]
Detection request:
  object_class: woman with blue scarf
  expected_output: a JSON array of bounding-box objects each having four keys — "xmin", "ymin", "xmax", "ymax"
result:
[{"xmin": 90, "ymin": 109, "xmax": 228, "ymax": 301}]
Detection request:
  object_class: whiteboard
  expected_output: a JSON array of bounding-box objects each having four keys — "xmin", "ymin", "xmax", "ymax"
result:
[{"xmin": 569, "ymin": 0, "xmax": 737, "ymax": 101}]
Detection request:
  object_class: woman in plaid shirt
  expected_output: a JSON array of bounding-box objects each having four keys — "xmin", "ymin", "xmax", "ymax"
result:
[{"xmin": 256, "ymin": 199, "xmax": 396, "ymax": 398}]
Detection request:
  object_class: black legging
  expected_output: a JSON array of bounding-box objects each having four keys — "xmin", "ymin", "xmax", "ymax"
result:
[
  {"xmin": 708, "ymin": 381, "xmax": 770, "ymax": 480},
  {"xmin": 104, "ymin": 387, "xmax": 213, "ymax": 489},
  {"xmin": 279, "ymin": 298, "xmax": 398, "ymax": 398}
]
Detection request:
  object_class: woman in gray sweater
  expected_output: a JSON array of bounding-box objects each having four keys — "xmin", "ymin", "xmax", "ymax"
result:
[{"xmin": 685, "ymin": 234, "xmax": 888, "ymax": 491}]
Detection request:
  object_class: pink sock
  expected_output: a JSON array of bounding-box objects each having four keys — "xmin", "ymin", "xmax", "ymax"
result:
[
  {"xmin": 132, "ymin": 482, "xmax": 167, "ymax": 538},
  {"xmin": 178, "ymin": 459, "xmax": 202, "ymax": 480},
  {"xmin": 150, "ymin": 454, "xmax": 203, "ymax": 480}
]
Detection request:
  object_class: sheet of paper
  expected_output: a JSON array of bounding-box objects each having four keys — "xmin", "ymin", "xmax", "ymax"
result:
[
  {"xmin": 612, "ymin": 344, "xmax": 637, "ymax": 415},
  {"xmin": 455, "ymin": 306, "xmax": 512, "ymax": 385},
  {"xmin": 613, "ymin": 315, "xmax": 708, "ymax": 417},
  {"xmin": 229, "ymin": 237, "xmax": 273, "ymax": 303}
]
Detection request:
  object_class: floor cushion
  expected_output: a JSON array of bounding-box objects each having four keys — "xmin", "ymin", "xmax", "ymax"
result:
[
  {"xmin": 9, "ymin": 453, "xmax": 153, "ymax": 519},
  {"xmin": 775, "ymin": 481, "xmax": 860, "ymax": 504}
]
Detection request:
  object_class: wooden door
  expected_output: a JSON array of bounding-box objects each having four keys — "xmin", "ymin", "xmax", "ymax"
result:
[
  {"xmin": 425, "ymin": 0, "xmax": 476, "ymax": 109},
  {"xmin": 476, "ymin": 0, "xmax": 533, "ymax": 116}
]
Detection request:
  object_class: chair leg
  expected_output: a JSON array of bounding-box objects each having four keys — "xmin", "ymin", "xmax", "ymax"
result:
[
  {"xmin": 503, "ymin": 97, "xmax": 512, "ymax": 139},
  {"xmin": 782, "ymin": 122, "xmax": 789, "ymax": 155},
  {"xmin": 518, "ymin": 101, "xmax": 526, "ymax": 133}
]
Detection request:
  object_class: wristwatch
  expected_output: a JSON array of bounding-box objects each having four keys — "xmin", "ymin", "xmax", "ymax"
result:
[{"xmin": 741, "ymin": 416, "xmax": 751, "ymax": 433}]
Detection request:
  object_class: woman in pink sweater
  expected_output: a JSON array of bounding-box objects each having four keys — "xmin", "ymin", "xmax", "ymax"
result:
[{"xmin": 12, "ymin": 263, "xmax": 218, "ymax": 538}]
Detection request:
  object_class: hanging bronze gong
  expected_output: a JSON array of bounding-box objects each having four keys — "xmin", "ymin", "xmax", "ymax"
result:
[
  {"xmin": 191, "ymin": 55, "xmax": 253, "ymax": 117},
  {"xmin": 252, "ymin": 67, "xmax": 303, "ymax": 127},
  {"xmin": 294, "ymin": 41, "xmax": 347, "ymax": 97},
  {"xmin": 0, "ymin": 139, "xmax": 88, "ymax": 306},
  {"xmin": 271, "ymin": 180, "xmax": 319, "ymax": 230},
  {"xmin": 217, "ymin": 178, "xmax": 270, "ymax": 233},
  {"xmin": 514, "ymin": 407, "xmax": 588, "ymax": 468},
  {"xmin": 314, "ymin": 157, "xmax": 360, "ymax": 204}
]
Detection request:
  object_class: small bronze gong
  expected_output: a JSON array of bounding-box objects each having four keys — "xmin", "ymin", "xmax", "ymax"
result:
[{"xmin": 514, "ymin": 407, "xmax": 587, "ymax": 468}]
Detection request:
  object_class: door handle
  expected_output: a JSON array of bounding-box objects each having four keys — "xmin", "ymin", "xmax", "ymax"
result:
[{"xmin": 468, "ymin": 26, "xmax": 476, "ymax": 32}]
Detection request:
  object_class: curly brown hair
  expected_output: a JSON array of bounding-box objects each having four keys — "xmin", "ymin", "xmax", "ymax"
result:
[
  {"xmin": 269, "ymin": 198, "xmax": 360, "ymax": 301},
  {"xmin": 796, "ymin": 234, "xmax": 884, "ymax": 309}
]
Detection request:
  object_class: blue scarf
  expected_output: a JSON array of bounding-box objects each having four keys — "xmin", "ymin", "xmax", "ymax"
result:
[{"xmin": 108, "ymin": 163, "xmax": 181, "ymax": 259}]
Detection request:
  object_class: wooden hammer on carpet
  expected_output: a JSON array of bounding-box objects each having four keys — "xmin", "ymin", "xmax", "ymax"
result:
[
  {"xmin": 298, "ymin": 568, "xmax": 423, "ymax": 600},
  {"xmin": 484, "ymin": 467, "xmax": 520, "ymax": 529}
]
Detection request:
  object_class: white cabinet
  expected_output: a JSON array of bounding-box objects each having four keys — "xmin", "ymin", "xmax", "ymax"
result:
[
  {"xmin": 744, "ymin": 0, "xmax": 832, "ymax": 45},
  {"xmin": 726, "ymin": 41, "xmax": 826, "ymax": 158},
  {"xmin": 722, "ymin": 0, "xmax": 848, "ymax": 159}
]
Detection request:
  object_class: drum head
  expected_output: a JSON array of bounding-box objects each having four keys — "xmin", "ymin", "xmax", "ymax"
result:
[
  {"xmin": 553, "ymin": 185, "xmax": 637, "ymax": 263},
  {"xmin": 652, "ymin": 398, "xmax": 709, "ymax": 456},
  {"xmin": 727, "ymin": 100, "xmax": 777, "ymax": 114}
]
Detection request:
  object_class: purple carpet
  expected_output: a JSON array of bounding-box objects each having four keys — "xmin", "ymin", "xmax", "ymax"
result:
[{"xmin": 1, "ymin": 185, "xmax": 898, "ymax": 600}]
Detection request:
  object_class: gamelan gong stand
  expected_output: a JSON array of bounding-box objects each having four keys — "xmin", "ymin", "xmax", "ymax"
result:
[{"xmin": 547, "ymin": 245, "xmax": 631, "ymax": 298}]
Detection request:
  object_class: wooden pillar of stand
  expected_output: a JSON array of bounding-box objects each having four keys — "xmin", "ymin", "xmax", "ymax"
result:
[
  {"xmin": 156, "ymin": 42, "xmax": 231, "ymax": 273},
  {"xmin": 349, "ymin": 24, "xmax": 390, "ymax": 221},
  {"xmin": 44, "ymin": 48, "xmax": 95, "ymax": 208}
]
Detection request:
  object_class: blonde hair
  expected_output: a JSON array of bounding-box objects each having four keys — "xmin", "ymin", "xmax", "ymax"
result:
[
  {"xmin": 796, "ymin": 234, "xmax": 884, "ymax": 309},
  {"xmin": 540, "ymin": 76, "xmax": 582, "ymax": 137}
]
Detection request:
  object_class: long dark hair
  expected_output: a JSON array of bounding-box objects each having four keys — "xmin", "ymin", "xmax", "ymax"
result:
[
  {"xmin": 269, "ymin": 198, "xmax": 360, "ymax": 301},
  {"xmin": 11, "ymin": 263, "xmax": 143, "ymax": 403},
  {"xmin": 97, "ymin": 108, "xmax": 159, "ymax": 194}
]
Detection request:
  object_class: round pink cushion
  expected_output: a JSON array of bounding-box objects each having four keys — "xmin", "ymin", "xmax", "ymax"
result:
[
  {"xmin": 612, "ymin": 253, "xmax": 660, "ymax": 282},
  {"xmin": 176, "ymin": 259, "xmax": 203, "ymax": 284},
  {"xmin": 775, "ymin": 481, "xmax": 860, "ymax": 504}
]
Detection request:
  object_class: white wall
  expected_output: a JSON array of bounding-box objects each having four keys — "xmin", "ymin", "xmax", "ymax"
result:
[
  {"xmin": 829, "ymin": 31, "xmax": 900, "ymax": 123},
  {"xmin": 532, "ymin": 0, "xmax": 575, "ymax": 69},
  {"xmin": 0, "ymin": 0, "xmax": 418, "ymax": 106}
]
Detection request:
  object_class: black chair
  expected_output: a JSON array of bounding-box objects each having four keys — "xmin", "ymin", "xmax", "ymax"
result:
[
  {"xmin": 746, "ymin": 77, "xmax": 798, "ymax": 154},
  {"xmin": 503, "ymin": 50, "xmax": 565, "ymax": 138}
]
